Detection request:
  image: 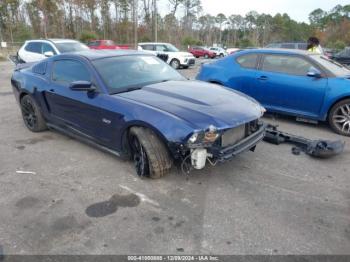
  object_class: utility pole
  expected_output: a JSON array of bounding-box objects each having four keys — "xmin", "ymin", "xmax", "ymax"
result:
[
  {"xmin": 153, "ymin": 0, "xmax": 157, "ymax": 42},
  {"xmin": 133, "ymin": 0, "xmax": 138, "ymax": 49}
]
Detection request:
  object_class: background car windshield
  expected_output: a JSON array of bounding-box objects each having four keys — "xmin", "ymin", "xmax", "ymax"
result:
[
  {"xmin": 55, "ymin": 42, "xmax": 89, "ymax": 53},
  {"xmin": 311, "ymin": 55, "xmax": 350, "ymax": 76},
  {"xmin": 165, "ymin": 44, "xmax": 179, "ymax": 52},
  {"xmin": 93, "ymin": 55, "xmax": 185, "ymax": 93}
]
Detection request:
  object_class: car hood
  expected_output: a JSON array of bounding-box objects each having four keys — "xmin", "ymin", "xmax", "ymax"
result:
[
  {"xmin": 170, "ymin": 51, "xmax": 193, "ymax": 57},
  {"xmin": 117, "ymin": 81, "xmax": 263, "ymax": 130}
]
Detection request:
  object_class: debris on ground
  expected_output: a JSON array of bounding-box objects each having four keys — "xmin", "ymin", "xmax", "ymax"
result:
[{"xmin": 264, "ymin": 124, "xmax": 345, "ymax": 158}]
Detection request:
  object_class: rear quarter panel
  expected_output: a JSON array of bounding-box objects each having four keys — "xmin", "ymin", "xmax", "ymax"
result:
[{"xmin": 11, "ymin": 65, "xmax": 51, "ymax": 118}]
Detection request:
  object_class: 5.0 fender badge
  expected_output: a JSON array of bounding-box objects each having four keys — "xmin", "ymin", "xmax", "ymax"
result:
[{"xmin": 102, "ymin": 118, "xmax": 112, "ymax": 124}]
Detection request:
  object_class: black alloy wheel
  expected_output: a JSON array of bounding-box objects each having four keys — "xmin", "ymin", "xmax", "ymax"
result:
[{"xmin": 130, "ymin": 134, "xmax": 150, "ymax": 177}]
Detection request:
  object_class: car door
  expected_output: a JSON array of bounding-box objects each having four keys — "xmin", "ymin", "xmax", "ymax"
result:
[
  {"xmin": 22, "ymin": 42, "xmax": 46, "ymax": 62},
  {"xmin": 256, "ymin": 54, "xmax": 328, "ymax": 117},
  {"xmin": 228, "ymin": 53, "xmax": 260, "ymax": 97},
  {"xmin": 45, "ymin": 59, "xmax": 114, "ymax": 144}
]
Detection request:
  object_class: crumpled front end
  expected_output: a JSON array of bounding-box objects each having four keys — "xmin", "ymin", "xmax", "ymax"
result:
[{"xmin": 171, "ymin": 119, "xmax": 266, "ymax": 170}]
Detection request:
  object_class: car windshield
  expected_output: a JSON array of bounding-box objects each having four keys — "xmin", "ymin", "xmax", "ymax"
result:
[
  {"xmin": 165, "ymin": 44, "xmax": 179, "ymax": 52},
  {"xmin": 311, "ymin": 55, "xmax": 350, "ymax": 77},
  {"xmin": 55, "ymin": 42, "xmax": 89, "ymax": 53},
  {"xmin": 93, "ymin": 55, "xmax": 186, "ymax": 94},
  {"xmin": 105, "ymin": 40, "xmax": 115, "ymax": 46}
]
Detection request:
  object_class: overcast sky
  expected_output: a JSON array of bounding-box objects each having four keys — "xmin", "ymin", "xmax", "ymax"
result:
[{"xmin": 159, "ymin": 0, "xmax": 349, "ymax": 23}]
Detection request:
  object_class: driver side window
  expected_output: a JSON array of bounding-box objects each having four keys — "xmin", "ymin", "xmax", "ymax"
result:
[
  {"xmin": 262, "ymin": 55, "xmax": 315, "ymax": 76},
  {"xmin": 52, "ymin": 60, "xmax": 90, "ymax": 84},
  {"xmin": 156, "ymin": 45, "xmax": 167, "ymax": 52}
]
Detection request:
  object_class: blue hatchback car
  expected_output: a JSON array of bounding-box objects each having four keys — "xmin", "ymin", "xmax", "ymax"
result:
[
  {"xmin": 11, "ymin": 50, "xmax": 265, "ymax": 178},
  {"xmin": 197, "ymin": 49, "xmax": 350, "ymax": 136}
]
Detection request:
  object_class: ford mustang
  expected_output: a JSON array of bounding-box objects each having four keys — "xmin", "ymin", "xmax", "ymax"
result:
[
  {"xmin": 11, "ymin": 50, "xmax": 265, "ymax": 178},
  {"xmin": 197, "ymin": 49, "xmax": 350, "ymax": 136}
]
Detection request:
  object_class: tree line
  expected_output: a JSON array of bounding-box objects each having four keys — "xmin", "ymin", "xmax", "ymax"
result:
[{"xmin": 0, "ymin": 0, "xmax": 349, "ymax": 49}]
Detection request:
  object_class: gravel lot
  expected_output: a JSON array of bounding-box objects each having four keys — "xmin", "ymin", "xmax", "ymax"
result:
[{"xmin": 0, "ymin": 59, "xmax": 349, "ymax": 255}]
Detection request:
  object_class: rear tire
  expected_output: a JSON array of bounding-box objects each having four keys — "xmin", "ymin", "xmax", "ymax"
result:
[
  {"xmin": 328, "ymin": 99, "xmax": 350, "ymax": 136},
  {"xmin": 129, "ymin": 127, "xmax": 172, "ymax": 179},
  {"xmin": 20, "ymin": 95, "xmax": 47, "ymax": 132}
]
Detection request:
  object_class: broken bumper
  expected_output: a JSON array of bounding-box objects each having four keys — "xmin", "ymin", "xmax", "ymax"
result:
[{"xmin": 209, "ymin": 123, "xmax": 266, "ymax": 162}]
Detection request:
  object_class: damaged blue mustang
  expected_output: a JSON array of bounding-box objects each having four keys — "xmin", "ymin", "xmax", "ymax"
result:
[{"xmin": 11, "ymin": 50, "xmax": 265, "ymax": 178}]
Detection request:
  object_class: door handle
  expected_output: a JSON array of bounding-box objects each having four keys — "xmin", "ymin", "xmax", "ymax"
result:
[{"xmin": 258, "ymin": 76, "xmax": 268, "ymax": 81}]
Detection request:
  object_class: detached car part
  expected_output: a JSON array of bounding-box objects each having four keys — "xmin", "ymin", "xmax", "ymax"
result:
[{"xmin": 264, "ymin": 124, "xmax": 345, "ymax": 158}]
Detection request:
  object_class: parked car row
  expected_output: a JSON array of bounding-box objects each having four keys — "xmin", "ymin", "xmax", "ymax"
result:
[{"xmin": 10, "ymin": 36, "xmax": 350, "ymax": 180}]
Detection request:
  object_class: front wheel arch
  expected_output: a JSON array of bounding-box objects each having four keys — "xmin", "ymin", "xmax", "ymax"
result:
[
  {"xmin": 328, "ymin": 97, "xmax": 350, "ymax": 136},
  {"xmin": 120, "ymin": 122, "xmax": 171, "ymax": 157},
  {"xmin": 126, "ymin": 126, "xmax": 173, "ymax": 178},
  {"xmin": 170, "ymin": 58, "xmax": 180, "ymax": 69},
  {"xmin": 326, "ymin": 96, "xmax": 350, "ymax": 120}
]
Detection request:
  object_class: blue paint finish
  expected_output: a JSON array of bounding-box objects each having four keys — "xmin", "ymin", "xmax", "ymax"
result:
[
  {"xmin": 197, "ymin": 49, "xmax": 350, "ymax": 122},
  {"xmin": 11, "ymin": 51, "xmax": 264, "ymax": 158}
]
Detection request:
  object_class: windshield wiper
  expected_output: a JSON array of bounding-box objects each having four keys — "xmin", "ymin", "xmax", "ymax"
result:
[{"xmin": 111, "ymin": 86, "xmax": 143, "ymax": 95}]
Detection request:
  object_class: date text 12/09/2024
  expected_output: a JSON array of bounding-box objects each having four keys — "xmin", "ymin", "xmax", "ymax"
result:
[{"xmin": 127, "ymin": 255, "xmax": 219, "ymax": 261}]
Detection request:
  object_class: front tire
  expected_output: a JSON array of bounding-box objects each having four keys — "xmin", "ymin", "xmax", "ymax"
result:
[
  {"xmin": 170, "ymin": 59, "xmax": 180, "ymax": 70},
  {"xmin": 129, "ymin": 127, "xmax": 172, "ymax": 179},
  {"xmin": 20, "ymin": 95, "xmax": 47, "ymax": 132},
  {"xmin": 328, "ymin": 99, "xmax": 350, "ymax": 136}
]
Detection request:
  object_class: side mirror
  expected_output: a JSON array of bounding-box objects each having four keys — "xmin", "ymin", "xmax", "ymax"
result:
[
  {"xmin": 44, "ymin": 51, "xmax": 54, "ymax": 57},
  {"xmin": 69, "ymin": 81, "xmax": 95, "ymax": 92},
  {"xmin": 307, "ymin": 67, "xmax": 322, "ymax": 78}
]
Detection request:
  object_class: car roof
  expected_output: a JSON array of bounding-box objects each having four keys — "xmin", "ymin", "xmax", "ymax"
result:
[
  {"xmin": 53, "ymin": 50, "xmax": 152, "ymax": 61},
  {"xmin": 48, "ymin": 39, "xmax": 81, "ymax": 43},
  {"xmin": 25, "ymin": 39, "xmax": 81, "ymax": 44},
  {"xmin": 237, "ymin": 48, "xmax": 316, "ymax": 56},
  {"xmin": 138, "ymin": 42, "xmax": 171, "ymax": 45}
]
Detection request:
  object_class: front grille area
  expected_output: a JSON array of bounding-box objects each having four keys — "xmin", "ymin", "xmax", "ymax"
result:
[
  {"xmin": 221, "ymin": 120, "xmax": 260, "ymax": 147},
  {"xmin": 221, "ymin": 125, "xmax": 246, "ymax": 147},
  {"xmin": 188, "ymin": 58, "xmax": 195, "ymax": 65}
]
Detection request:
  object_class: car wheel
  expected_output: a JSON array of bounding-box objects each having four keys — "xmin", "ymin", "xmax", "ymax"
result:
[
  {"xmin": 170, "ymin": 59, "xmax": 180, "ymax": 69},
  {"xmin": 204, "ymin": 54, "xmax": 209, "ymax": 59},
  {"xmin": 20, "ymin": 95, "xmax": 47, "ymax": 132},
  {"xmin": 328, "ymin": 99, "xmax": 350, "ymax": 136},
  {"xmin": 219, "ymin": 54, "xmax": 224, "ymax": 58},
  {"xmin": 129, "ymin": 127, "xmax": 172, "ymax": 178}
]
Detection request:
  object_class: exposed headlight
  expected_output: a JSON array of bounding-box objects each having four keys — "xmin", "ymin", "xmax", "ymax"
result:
[
  {"xmin": 188, "ymin": 125, "xmax": 220, "ymax": 145},
  {"xmin": 204, "ymin": 125, "xmax": 219, "ymax": 143},
  {"xmin": 188, "ymin": 132, "xmax": 200, "ymax": 143}
]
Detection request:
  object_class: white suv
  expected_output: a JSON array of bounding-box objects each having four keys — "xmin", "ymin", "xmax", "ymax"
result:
[
  {"xmin": 138, "ymin": 42, "xmax": 195, "ymax": 69},
  {"xmin": 209, "ymin": 47, "xmax": 228, "ymax": 58},
  {"xmin": 18, "ymin": 39, "xmax": 89, "ymax": 63}
]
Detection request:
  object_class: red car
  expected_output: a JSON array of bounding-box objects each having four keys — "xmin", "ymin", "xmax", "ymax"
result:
[
  {"xmin": 189, "ymin": 46, "xmax": 216, "ymax": 59},
  {"xmin": 87, "ymin": 40, "xmax": 130, "ymax": 50}
]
